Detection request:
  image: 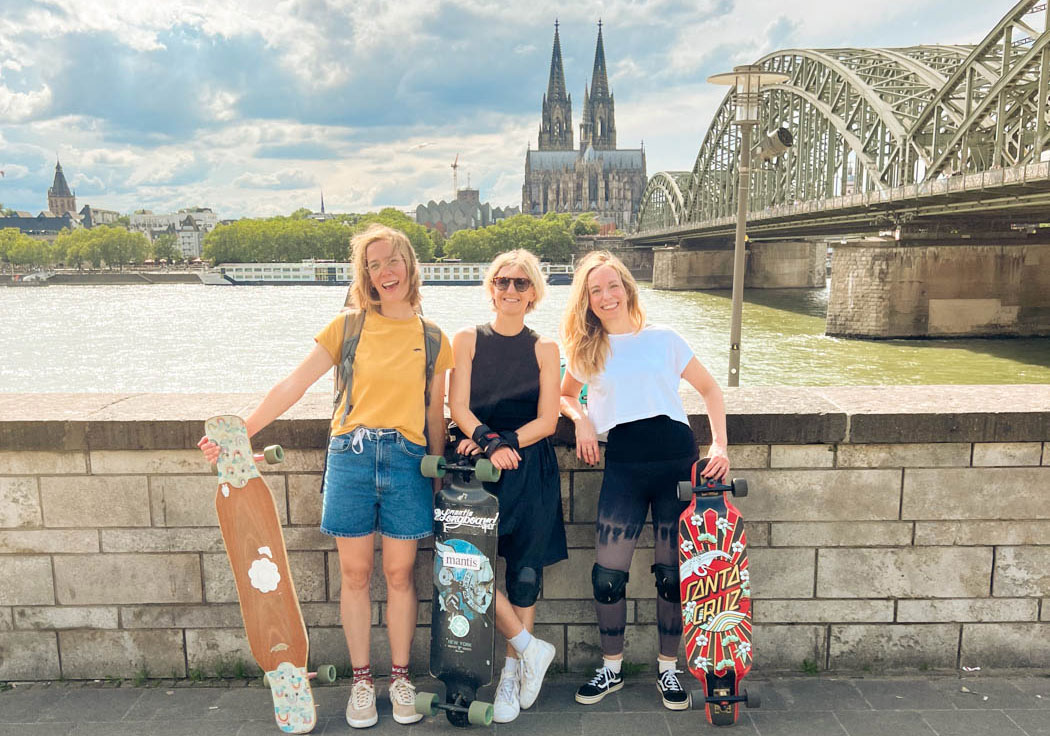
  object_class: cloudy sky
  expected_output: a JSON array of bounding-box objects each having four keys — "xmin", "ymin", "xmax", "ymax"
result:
[{"xmin": 0, "ymin": 0, "xmax": 1010, "ymax": 218}]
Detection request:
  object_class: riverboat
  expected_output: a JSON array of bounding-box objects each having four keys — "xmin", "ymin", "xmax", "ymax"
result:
[{"xmin": 201, "ymin": 260, "xmax": 574, "ymax": 286}]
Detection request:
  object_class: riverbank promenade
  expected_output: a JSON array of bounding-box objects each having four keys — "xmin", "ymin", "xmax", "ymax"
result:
[{"xmin": 3, "ymin": 673, "xmax": 1049, "ymax": 735}]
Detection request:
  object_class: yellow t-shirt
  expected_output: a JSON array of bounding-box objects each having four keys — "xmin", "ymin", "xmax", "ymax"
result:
[{"xmin": 315, "ymin": 310, "xmax": 453, "ymax": 445}]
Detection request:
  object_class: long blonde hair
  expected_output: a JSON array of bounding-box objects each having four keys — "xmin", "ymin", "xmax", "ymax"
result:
[
  {"xmin": 560, "ymin": 250, "xmax": 646, "ymax": 380},
  {"xmin": 347, "ymin": 224, "xmax": 422, "ymax": 312},
  {"xmin": 484, "ymin": 249, "xmax": 547, "ymax": 313}
]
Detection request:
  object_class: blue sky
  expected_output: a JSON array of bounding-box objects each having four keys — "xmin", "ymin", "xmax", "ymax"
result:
[{"xmin": 0, "ymin": 0, "xmax": 1011, "ymax": 218}]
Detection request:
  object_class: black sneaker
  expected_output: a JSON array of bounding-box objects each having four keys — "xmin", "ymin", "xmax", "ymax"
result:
[
  {"xmin": 657, "ymin": 668, "xmax": 691, "ymax": 710},
  {"xmin": 574, "ymin": 666, "xmax": 624, "ymax": 704}
]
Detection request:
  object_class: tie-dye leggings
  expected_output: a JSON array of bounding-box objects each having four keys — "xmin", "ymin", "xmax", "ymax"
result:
[{"xmin": 594, "ymin": 452, "xmax": 697, "ymax": 657}]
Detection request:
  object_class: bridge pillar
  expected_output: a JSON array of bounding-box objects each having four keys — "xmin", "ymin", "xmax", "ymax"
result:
[
  {"xmin": 827, "ymin": 240, "xmax": 1050, "ymax": 338},
  {"xmin": 652, "ymin": 246, "xmax": 734, "ymax": 289},
  {"xmin": 745, "ymin": 241, "xmax": 826, "ymax": 288}
]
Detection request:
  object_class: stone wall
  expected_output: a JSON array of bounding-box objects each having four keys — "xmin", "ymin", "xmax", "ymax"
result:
[{"xmin": 1, "ymin": 387, "xmax": 1049, "ymax": 681}]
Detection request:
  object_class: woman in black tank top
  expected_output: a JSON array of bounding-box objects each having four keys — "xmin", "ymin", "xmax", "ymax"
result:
[{"xmin": 448, "ymin": 250, "xmax": 567, "ymax": 723}]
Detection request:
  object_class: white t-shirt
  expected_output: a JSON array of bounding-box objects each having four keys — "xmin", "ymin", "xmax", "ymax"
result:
[{"xmin": 569, "ymin": 324, "xmax": 694, "ymax": 435}]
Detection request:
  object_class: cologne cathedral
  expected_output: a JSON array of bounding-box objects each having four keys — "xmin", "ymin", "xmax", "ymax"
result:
[{"xmin": 522, "ymin": 22, "xmax": 646, "ymax": 229}]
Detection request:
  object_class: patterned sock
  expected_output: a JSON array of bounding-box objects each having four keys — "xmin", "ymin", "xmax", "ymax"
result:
[
  {"xmin": 391, "ymin": 663, "xmax": 410, "ymax": 682},
  {"xmin": 352, "ymin": 665, "xmax": 373, "ymax": 684}
]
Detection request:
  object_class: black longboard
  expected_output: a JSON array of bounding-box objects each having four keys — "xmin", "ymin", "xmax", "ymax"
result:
[{"xmin": 415, "ymin": 455, "xmax": 501, "ymax": 728}]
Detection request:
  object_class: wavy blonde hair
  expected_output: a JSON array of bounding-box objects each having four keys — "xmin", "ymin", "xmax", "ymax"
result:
[
  {"xmin": 560, "ymin": 250, "xmax": 645, "ymax": 381},
  {"xmin": 483, "ymin": 249, "xmax": 547, "ymax": 313},
  {"xmin": 347, "ymin": 224, "xmax": 422, "ymax": 312}
]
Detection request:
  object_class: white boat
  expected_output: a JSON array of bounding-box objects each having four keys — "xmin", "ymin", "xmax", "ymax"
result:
[{"xmin": 201, "ymin": 260, "xmax": 571, "ymax": 286}]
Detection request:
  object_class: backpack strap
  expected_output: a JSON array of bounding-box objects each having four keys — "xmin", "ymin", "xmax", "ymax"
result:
[
  {"xmin": 334, "ymin": 309, "xmax": 367, "ymax": 427},
  {"xmin": 420, "ymin": 316, "xmax": 443, "ymax": 445}
]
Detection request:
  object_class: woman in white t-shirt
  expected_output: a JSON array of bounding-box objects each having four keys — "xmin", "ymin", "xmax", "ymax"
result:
[{"xmin": 559, "ymin": 250, "xmax": 730, "ymax": 710}]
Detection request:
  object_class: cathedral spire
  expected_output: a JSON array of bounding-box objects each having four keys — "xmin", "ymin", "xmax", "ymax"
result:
[
  {"xmin": 537, "ymin": 20, "xmax": 573, "ymax": 151},
  {"xmin": 580, "ymin": 21, "xmax": 616, "ymax": 150},
  {"xmin": 590, "ymin": 20, "xmax": 610, "ymax": 101}
]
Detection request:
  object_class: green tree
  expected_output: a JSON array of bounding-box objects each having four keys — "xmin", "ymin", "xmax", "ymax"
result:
[
  {"xmin": 289, "ymin": 207, "xmax": 312, "ymax": 220},
  {"xmin": 354, "ymin": 209, "xmax": 435, "ymax": 263},
  {"xmin": 151, "ymin": 233, "xmax": 179, "ymax": 262}
]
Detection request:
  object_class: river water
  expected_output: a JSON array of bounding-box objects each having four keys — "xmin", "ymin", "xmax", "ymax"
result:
[{"xmin": 2, "ymin": 283, "xmax": 1049, "ymax": 393}]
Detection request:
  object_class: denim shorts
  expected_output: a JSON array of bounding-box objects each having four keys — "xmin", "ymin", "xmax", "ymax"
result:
[{"xmin": 320, "ymin": 427, "xmax": 433, "ymax": 540}]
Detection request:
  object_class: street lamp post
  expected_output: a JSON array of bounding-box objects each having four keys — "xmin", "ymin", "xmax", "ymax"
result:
[{"xmin": 707, "ymin": 65, "xmax": 787, "ymax": 387}]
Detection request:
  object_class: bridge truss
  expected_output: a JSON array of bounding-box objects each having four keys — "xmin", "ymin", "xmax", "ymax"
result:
[{"xmin": 638, "ymin": 0, "xmax": 1050, "ymax": 233}]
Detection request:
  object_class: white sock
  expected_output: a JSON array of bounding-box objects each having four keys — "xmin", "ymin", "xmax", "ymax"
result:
[
  {"xmin": 603, "ymin": 657, "xmax": 622, "ymax": 675},
  {"xmin": 508, "ymin": 629, "xmax": 533, "ymax": 654},
  {"xmin": 658, "ymin": 658, "xmax": 677, "ymax": 674},
  {"xmin": 502, "ymin": 658, "xmax": 518, "ymax": 677}
]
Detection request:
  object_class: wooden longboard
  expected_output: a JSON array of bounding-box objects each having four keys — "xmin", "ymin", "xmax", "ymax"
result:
[
  {"xmin": 206, "ymin": 415, "xmax": 317, "ymax": 734},
  {"xmin": 678, "ymin": 460, "xmax": 755, "ymax": 726}
]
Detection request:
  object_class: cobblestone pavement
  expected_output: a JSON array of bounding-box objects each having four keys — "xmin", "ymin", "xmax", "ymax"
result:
[{"xmin": 1, "ymin": 674, "xmax": 1048, "ymax": 736}]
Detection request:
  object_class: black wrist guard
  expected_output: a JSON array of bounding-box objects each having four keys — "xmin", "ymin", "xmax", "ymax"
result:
[
  {"xmin": 498, "ymin": 430, "xmax": 520, "ymax": 451},
  {"xmin": 472, "ymin": 423, "xmax": 508, "ymax": 458}
]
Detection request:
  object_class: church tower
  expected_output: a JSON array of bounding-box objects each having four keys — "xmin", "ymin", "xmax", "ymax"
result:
[
  {"xmin": 47, "ymin": 160, "xmax": 76, "ymax": 216},
  {"xmin": 580, "ymin": 21, "xmax": 616, "ymax": 151},
  {"xmin": 537, "ymin": 21, "xmax": 573, "ymax": 151}
]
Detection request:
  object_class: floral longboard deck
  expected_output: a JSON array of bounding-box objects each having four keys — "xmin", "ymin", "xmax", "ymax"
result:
[
  {"xmin": 677, "ymin": 459, "xmax": 757, "ymax": 726},
  {"xmin": 206, "ymin": 415, "xmax": 317, "ymax": 734}
]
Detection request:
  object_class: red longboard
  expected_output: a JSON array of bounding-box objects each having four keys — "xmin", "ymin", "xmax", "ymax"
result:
[{"xmin": 677, "ymin": 458, "xmax": 759, "ymax": 726}]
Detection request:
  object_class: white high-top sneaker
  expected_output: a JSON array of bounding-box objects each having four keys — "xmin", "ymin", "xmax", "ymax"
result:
[
  {"xmin": 518, "ymin": 637, "xmax": 556, "ymax": 709},
  {"xmin": 492, "ymin": 665, "xmax": 521, "ymax": 723}
]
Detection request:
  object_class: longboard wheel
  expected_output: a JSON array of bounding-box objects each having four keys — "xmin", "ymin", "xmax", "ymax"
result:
[
  {"xmin": 262, "ymin": 673, "xmax": 270, "ymax": 688},
  {"xmin": 420, "ymin": 454, "xmax": 446, "ymax": 479},
  {"xmin": 415, "ymin": 691, "xmax": 439, "ymax": 717},
  {"xmin": 263, "ymin": 445, "xmax": 284, "ymax": 464},
  {"xmin": 732, "ymin": 478, "xmax": 748, "ymax": 498},
  {"xmin": 677, "ymin": 480, "xmax": 694, "ymax": 503},
  {"xmin": 474, "ymin": 458, "xmax": 501, "ymax": 483},
  {"xmin": 744, "ymin": 689, "xmax": 760, "ymax": 708},
  {"xmin": 467, "ymin": 700, "xmax": 493, "ymax": 726},
  {"xmin": 689, "ymin": 688, "xmax": 704, "ymax": 710},
  {"xmin": 314, "ymin": 664, "xmax": 337, "ymax": 684}
]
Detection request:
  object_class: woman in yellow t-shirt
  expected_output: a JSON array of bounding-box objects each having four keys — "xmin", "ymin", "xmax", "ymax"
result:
[{"xmin": 198, "ymin": 224, "xmax": 453, "ymax": 729}]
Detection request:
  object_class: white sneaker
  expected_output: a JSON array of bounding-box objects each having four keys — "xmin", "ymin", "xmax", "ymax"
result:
[
  {"xmin": 388, "ymin": 676, "xmax": 423, "ymax": 725},
  {"xmin": 346, "ymin": 678, "xmax": 378, "ymax": 728},
  {"xmin": 492, "ymin": 667, "xmax": 521, "ymax": 723},
  {"xmin": 518, "ymin": 637, "xmax": 556, "ymax": 709}
]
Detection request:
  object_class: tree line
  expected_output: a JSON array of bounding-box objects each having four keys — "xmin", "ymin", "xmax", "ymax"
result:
[{"xmin": 0, "ymin": 226, "xmax": 155, "ymax": 271}]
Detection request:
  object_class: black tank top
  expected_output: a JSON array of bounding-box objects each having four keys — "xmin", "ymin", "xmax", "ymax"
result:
[{"xmin": 470, "ymin": 323, "xmax": 540, "ymax": 432}]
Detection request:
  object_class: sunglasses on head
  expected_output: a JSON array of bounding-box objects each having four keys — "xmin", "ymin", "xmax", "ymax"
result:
[{"xmin": 492, "ymin": 276, "xmax": 532, "ymax": 291}]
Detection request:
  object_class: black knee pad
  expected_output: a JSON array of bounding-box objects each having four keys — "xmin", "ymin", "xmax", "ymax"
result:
[
  {"xmin": 651, "ymin": 563, "xmax": 680, "ymax": 603},
  {"xmin": 592, "ymin": 563, "xmax": 629, "ymax": 604},
  {"xmin": 506, "ymin": 566, "xmax": 541, "ymax": 607}
]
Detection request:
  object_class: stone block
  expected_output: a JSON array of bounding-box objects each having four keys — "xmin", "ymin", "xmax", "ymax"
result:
[
  {"xmin": 13, "ymin": 606, "xmax": 118, "ymax": 630},
  {"xmin": 0, "ymin": 451, "xmax": 86, "ymax": 475},
  {"xmin": 837, "ymin": 443, "xmax": 970, "ymax": 468},
  {"xmin": 203, "ymin": 551, "xmax": 326, "ymax": 603},
  {"xmin": 273, "ymin": 449, "xmax": 326, "ymax": 473},
  {"xmin": 993, "ymin": 547, "xmax": 1050, "ymax": 597},
  {"xmin": 0, "ymin": 529, "xmax": 99, "ymax": 554},
  {"xmin": 972, "ymin": 443, "xmax": 1043, "ymax": 467},
  {"xmin": 771, "ymin": 522, "xmax": 913, "ymax": 547},
  {"xmin": 817, "ymin": 548, "xmax": 993, "ymax": 598},
  {"xmin": 0, "ymin": 477, "xmax": 41, "ymax": 528},
  {"xmin": 0, "ymin": 557, "xmax": 54, "ymax": 605},
  {"xmin": 745, "ymin": 521, "xmax": 770, "ymax": 547},
  {"xmin": 282, "ymin": 526, "xmax": 334, "ymax": 551},
  {"xmin": 750, "ymin": 624, "xmax": 828, "ymax": 671},
  {"xmin": 541, "ymin": 549, "xmax": 598, "ymax": 600},
  {"xmin": 730, "ymin": 445, "xmax": 770, "ymax": 469},
  {"xmin": 122, "ymin": 604, "xmax": 243, "ymax": 629},
  {"xmin": 770, "ymin": 445, "xmax": 835, "ymax": 468},
  {"xmin": 40, "ymin": 476, "xmax": 150, "ymax": 528},
  {"xmin": 101, "ymin": 528, "xmax": 225, "ymax": 553},
  {"xmin": 897, "ymin": 598, "xmax": 1038, "ymax": 623},
  {"xmin": 960, "ymin": 623, "xmax": 1050, "ymax": 667},
  {"xmin": 89, "ymin": 449, "xmax": 210, "ymax": 474},
  {"xmin": 301, "ymin": 601, "xmax": 345, "ymax": 628},
  {"xmin": 185, "ymin": 628, "xmax": 257, "ymax": 676},
  {"xmin": 903, "ymin": 468, "xmax": 1050, "ymax": 520},
  {"xmin": 60, "ymin": 629, "xmax": 186, "ymax": 679},
  {"xmin": 566, "ymin": 624, "xmax": 660, "ymax": 671},
  {"xmin": 0, "ymin": 632, "xmax": 60, "ymax": 680},
  {"xmin": 532, "ymin": 599, "xmax": 598, "ymax": 625},
  {"xmin": 914, "ymin": 520, "xmax": 1050, "ymax": 545},
  {"xmin": 555, "ymin": 443, "xmax": 603, "ymax": 471},
  {"xmin": 731, "ymin": 469, "xmax": 902, "ymax": 521},
  {"xmin": 571, "ymin": 471, "xmax": 603, "ymax": 523},
  {"xmin": 829, "ymin": 624, "xmax": 959, "ymax": 670},
  {"xmin": 54, "ymin": 553, "xmax": 202, "ymax": 605},
  {"xmin": 151, "ymin": 474, "xmax": 288, "ymax": 527},
  {"xmin": 750, "ymin": 548, "xmax": 815, "ymax": 598},
  {"xmin": 288, "ymin": 474, "xmax": 323, "ymax": 525},
  {"xmin": 753, "ymin": 600, "xmax": 893, "ymax": 624}
]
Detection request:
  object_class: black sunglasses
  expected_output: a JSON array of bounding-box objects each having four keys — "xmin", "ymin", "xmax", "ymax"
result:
[{"xmin": 492, "ymin": 277, "xmax": 532, "ymax": 291}]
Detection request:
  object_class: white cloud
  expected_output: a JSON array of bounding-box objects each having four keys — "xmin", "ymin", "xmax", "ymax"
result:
[
  {"xmin": 234, "ymin": 168, "xmax": 316, "ymax": 189},
  {"xmin": 0, "ymin": 83, "xmax": 52, "ymax": 121}
]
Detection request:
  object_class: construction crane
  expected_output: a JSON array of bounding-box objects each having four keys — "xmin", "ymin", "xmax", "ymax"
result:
[{"xmin": 451, "ymin": 154, "xmax": 459, "ymax": 198}]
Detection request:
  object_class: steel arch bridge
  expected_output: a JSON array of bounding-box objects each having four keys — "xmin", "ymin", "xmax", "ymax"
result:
[{"xmin": 637, "ymin": 0, "xmax": 1050, "ymax": 235}]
